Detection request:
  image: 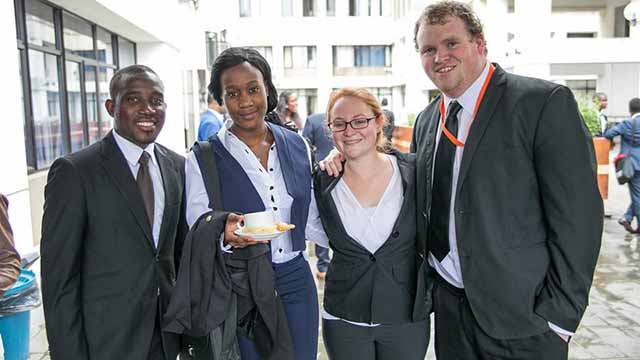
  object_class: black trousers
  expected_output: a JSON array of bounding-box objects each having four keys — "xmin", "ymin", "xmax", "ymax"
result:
[
  {"xmin": 322, "ymin": 318, "xmax": 429, "ymax": 360},
  {"xmin": 147, "ymin": 303, "xmax": 167, "ymax": 360},
  {"xmin": 433, "ymin": 274, "xmax": 568, "ymax": 360}
]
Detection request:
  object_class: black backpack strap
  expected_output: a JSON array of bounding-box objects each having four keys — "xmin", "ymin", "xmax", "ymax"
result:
[{"xmin": 192, "ymin": 141, "xmax": 223, "ymax": 210}]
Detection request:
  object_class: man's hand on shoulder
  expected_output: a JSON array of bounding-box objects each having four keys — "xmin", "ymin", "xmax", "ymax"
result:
[{"xmin": 318, "ymin": 148, "xmax": 344, "ymax": 177}]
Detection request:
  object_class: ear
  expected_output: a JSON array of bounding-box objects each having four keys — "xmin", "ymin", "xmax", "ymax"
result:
[
  {"xmin": 473, "ymin": 35, "xmax": 486, "ymax": 55},
  {"xmin": 105, "ymin": 99, "xmax": 115, "ymax": 117}
]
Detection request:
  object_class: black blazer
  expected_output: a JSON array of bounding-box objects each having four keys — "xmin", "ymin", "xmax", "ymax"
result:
[
  {"xmin": 41, "ymin": 131, "xmax": 188, "ymax": 360},
  {"xmin": 314, "ymin": 151, "xmax": 430, "ymax": 324},
  {"xmin": 412, "ymin": 63, "xmax": 603, "ymax": 339}
]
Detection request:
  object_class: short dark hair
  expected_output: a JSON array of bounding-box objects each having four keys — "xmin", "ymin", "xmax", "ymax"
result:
[
  {"xmin": 413, "ymin": 1, "xmax": 485, "ymax": 51},
  {"xmin": 109, "ymin": 64, "xmax": 162, "ymax": 99},
  {"xmin": 630, "ymin": 98, "xmax": 640, "ymax": 115},
  {"xmin": 208, "ymin": 47, "xmax": 278, "ymax": 112},
  {"xmin": 381, "ymin": 98, "xmax": 389, "ymax": 106}
]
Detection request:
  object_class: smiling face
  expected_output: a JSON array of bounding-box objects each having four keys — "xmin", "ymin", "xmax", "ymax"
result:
[
  {"xmin": 106, "ymin": 72, "xmax": 166, "ymax": 148},
  {"xmin": 416, "ymin": 16, "xmax": 486, "ymax": 98},
  {"xmin": 220, "ymin": 62, "xmax": 268, "ymax": 132},
  {"xmin": 330, "ymin": 96, "xmax": 382, "ymax": 161}
]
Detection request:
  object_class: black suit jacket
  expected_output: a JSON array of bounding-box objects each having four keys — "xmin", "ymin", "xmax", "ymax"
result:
[
  {"xmin": 41, "ymin": 131, "xmax": 188, "ymax": 360},
  {"xmin": 412, "ymin": 64, "xmax": 603, "ymax": 339}
]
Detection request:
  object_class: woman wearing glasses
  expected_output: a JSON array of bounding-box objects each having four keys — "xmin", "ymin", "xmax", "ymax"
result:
[{"xmin": 306, "ymin": 88, "xmax": 430, "ymax": 359}]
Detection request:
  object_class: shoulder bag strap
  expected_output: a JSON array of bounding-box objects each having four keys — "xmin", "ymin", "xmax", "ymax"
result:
[{"xmin": 192, "ymin": 141, "xmax": 223, "ymax": 210}]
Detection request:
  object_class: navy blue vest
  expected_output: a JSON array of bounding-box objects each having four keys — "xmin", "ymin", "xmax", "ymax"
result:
[{"xmin": 209, "ymin": 123, "xmax": 311, "ymax": 251}]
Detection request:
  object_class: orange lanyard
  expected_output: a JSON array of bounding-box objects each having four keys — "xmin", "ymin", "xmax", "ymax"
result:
[{"xmin": 439, "ymin": 64, "xmax": 495, "ymax": 147}]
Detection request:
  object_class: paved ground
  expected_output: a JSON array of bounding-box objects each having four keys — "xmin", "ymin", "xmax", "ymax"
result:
[{"xmin": 3, "ymin": 157, "xmax": 640, "ymax": 359}]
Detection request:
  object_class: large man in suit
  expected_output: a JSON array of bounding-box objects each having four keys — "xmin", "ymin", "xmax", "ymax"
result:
[
  {"xmin": 41, "ymin": 65, "xmax": 187, "ymax": 360},
  {"xmin": 411, "ymin": 2, "xmax": 602, "ymax": 358}
]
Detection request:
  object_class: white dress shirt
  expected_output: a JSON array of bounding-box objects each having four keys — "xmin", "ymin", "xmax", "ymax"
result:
[
  {"xmin": 306, "ymin": 154, "xmax": 404, "ymax": 326},
  {"xmin": 427, "ymin": 62, "xmax": 572, "ymax": 337},
  {"xmin": 112, "ymin": 130, "xmax": 165, "ymax": 248},
  {"xmin": 186, "ymin": 124, "xmax": 313, "ymax": 264}
]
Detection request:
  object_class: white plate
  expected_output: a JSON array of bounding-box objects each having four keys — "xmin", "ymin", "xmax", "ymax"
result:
[{"xmin": 234, "ymin": 228, "xmax": 286, "ymax": 241}]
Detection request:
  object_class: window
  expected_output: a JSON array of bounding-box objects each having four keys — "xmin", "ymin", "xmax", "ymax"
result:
[
  {"xmin": 614, "ymin": 5, "xmax": 630, "ymax": 38},
  {"xmin": 349, "ymin": 0, "xmax": 358, "ymax": 16},
  {"xmin": 239, "ymin": 0, "xmax": 251, "ymax": 17},
  {"xmin": 248, "ymin": 46, "xmax": 273, "ymax": 64},
  {"xmin": 16, "ymin": 0, "xmax": 136, "ymax": 171},
  {"xmin": 566, "ymin": 80, "xmax": 596, "ymax": 101},
  {"xmin": 327, "ymin": 0, "xmax": 336, "ymax": 16},
  {"xmin": 303, "ymin": 0, "xmax": 316, "ymax": 16},
  {"xmin": 567, "ymin": 32, "xmax": 596, "ymax": 38},
  {"xmin": 118, "ymin": 38, "xmax": 136, "ymax": 67},
  {"xmin": 282, "ymin": 0, "xmax": 293, "ymax": 16},
  {"xmin": 284, "ymin": 46, "xmax": 316, "ymax": 69},
  {"xmin": 62, "ymin": 12, "xmax": 94, "ymax": 59},
  {"xmin": 334, "ymin": 45, "xmax": 391, "ymax": 68}
]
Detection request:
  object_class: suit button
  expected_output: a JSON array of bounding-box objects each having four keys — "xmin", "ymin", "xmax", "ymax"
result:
[
  {"xmin": 392, "ymin": 230, "xmax": 400, "ymax": 238},
  {"xmin": 155, "ymin": 255, "xmax": 160, "ymax": 262},
  {"xmin": 369, "ymin": 254, "xmax": 376, "ymax": 262}
]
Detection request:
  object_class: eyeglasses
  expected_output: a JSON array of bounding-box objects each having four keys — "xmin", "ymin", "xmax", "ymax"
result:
[{"xmin": 330, "ymin": 117, "xmax": 375, "ymax": 132}]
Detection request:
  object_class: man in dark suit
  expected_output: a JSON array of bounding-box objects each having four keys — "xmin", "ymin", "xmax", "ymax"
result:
[
  {"xmin": 411, "ymin": 2, "xmax": 602, "ymax": 358},
  {"xmin": 41, "ymin": 65, "xmax": 187, "ymax": 360},
  {"xmin": 302, "ymin": 112, "xmax": 334, "ymax": 279}
]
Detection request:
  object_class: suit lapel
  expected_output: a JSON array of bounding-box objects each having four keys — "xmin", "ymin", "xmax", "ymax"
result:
[
  {"xmin": 456, "ymin": 64, "xmax": 507, "ymax": 193},
  {"xmin": 416, "ymin": 102, "xmax": 441, "ymax": 212},
  {"xmin": 100, "ymin": 132, "xmax": 154, "ymax": 248},
  {"xmin": 155, "ymin": 145, "xmax": 178, "ymax": 251}
]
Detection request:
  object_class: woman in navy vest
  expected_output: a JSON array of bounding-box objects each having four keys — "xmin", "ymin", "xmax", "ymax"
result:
[
  {"xmin": 184, "ymin": 47, "xmax": 318, "ymax": 359},
  {"xmin": 306, "ymin": 88, "xmax": 431, "ymax": 359}
]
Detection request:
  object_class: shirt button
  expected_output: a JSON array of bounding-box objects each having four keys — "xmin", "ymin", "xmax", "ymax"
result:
[
  {"xmin": 269, "ymin": 186, "xmax": 274, "ymax": 190},
  {"xmin": 273, "ymin": 207, "xmax": 278, "ymax": 211},
  {"xmin": 269, "ymin": 168, "xmax": 274, "ymax": 171}
]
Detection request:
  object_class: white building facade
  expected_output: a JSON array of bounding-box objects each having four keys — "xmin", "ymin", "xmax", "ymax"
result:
[{"xmin": 2, "ymin": 0, "xmax": 639, "ymax": 252}]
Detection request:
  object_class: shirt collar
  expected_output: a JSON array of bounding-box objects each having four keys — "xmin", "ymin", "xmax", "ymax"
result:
[
  {"xmin": 208, "ymin": 108, "xmax": 223, "ymax": 119},
  {"xmin": 442, "ymin": 61, "xmax": 491, "ymax": 117},
  {"xmin": 112, "ymin": 129, "xmax": 157, "ymax": 167},
  {"xmin": 632, "ymin": 113, "xmax": 640, "ymax": 119}
]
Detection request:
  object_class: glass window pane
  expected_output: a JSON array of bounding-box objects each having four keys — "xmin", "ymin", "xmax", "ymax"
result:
[
  {"xmin": 63, "ymin": 12, "xmax": 95, "ymax": 59},
  {"xmin": 98, "ymin": 67, "xmax": 115, "ymax": 135},
  {"xmin": 25, "ymin": 0, "xmax": 56, "ymax": 48},
  {"xmin": 66, "ymin": 61, "xmax": 85, "ymax": 152},
  {"xmin": 29, "ymin": 50, "xmax": 63, "ymax": 169},
  {"xmin": 327, "ymin": 0, "xmax": 336, "ymax": 16},
  {"xmin": 239, "ymin": 0, "xmax": 251, "ymax": 17},
  {"xmin": 282, "ymin": 0, "xmax": 293, "ymax": 16},
  {"xmin": 97, "ymin": 28, "xmax": 114, "ymax": 64},
  {"xmin": 84, "ymin": 65, "xmax": 100, "ymax": 143},
  {"xmin": 118, "ymin": 38, "xmax": 136, "ymax": 67}
]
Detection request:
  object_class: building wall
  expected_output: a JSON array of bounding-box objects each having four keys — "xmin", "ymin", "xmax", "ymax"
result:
[{"xmin": 0, "ymin": 0, "xmax": 35, "ymax": 253}]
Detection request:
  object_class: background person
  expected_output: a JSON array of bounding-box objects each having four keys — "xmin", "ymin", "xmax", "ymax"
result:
[
  {"xmin": 0, "ymin": 194, "xmax": 20, "ymax": 297},
  {"xmin": 308, "ymin": 88, "xmax": 429, "ymax": 360},
  {"xmin": 198, "ymin": 93, "xmax": 227, "ymax": 141},
  {"xmin": 185, "ymin": 47, "xmax": 319, "ymax": 360},
  {"xmin": 380, "ymin": 98, "xmax": 396, "ymax": 142},
  {"xmin": 277, "ymin": 91, "xmax": 303, "ymax": 131},
  {"xmin": 594, "ymin": 92, "xmax": 609, "ymax": 135},
  {"xmin": 302, "ymin": 112, "xmax": 334, "ymax": 280},
  {"xmin": 41, "ymin": 65, "xmax": 187, "ymax": 360},
  {"xmin": 604, "ymin": 97, "xmax": 640, "ymax": 234}
]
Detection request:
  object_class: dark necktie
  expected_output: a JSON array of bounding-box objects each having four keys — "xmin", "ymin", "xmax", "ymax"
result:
[
  {"xmin": 428, "ymin": 101, "xmax": 462, "ymax": 262},
  {"xmin": 137, "ymin": 151, "xmax": 154, "ymax": 229}
]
